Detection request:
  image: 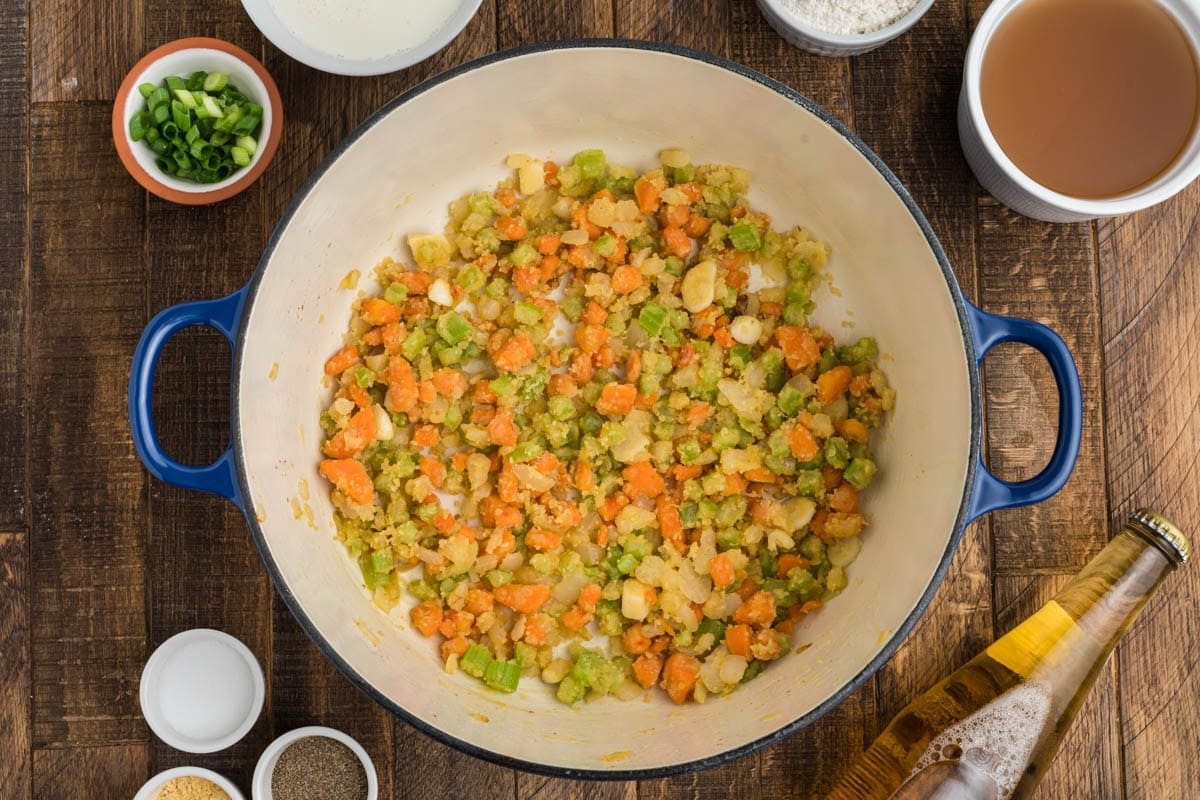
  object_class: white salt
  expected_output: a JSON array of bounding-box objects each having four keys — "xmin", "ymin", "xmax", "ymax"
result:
[
  {"xmin": 780, "ymin": 0, "xmax": 922, "ymax": 36},
  {"xmin": 268, "ymin": 0, "xmax": 462, "ymax": 61}
]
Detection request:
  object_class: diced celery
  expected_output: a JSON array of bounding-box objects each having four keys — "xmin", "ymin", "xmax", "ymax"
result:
[
  {"xmin": 728, "ymin": 222, "xmax": 762, "ymax": 251},
  {"xmin": 484, "ymin": 659, "xmax": 522, "ymax": 692},
  {"xmin": 401, "ymin": 328, "xmax": 426, "ymax": 361},
  {"xmin": 461, "ymin": 644, "xmax": 493, "ymax": 678},
  {"xmin": 777, "ymin": 384, "xmax": 805, "ymax": 416},
  {"xmin": 573, "ymin": 149, "xmax": 607, "ymax": 181},
  {"xmin": 843, "ymin": 457, "xmax": 877, "ymax": 489},
  {"xmin": 455, "ymin": 264, "xmax": 486, "ymax": 293},
  {"xmin": 548, "ymin": 395, "xmax": 575, "ymax": 421},
  {"xmin": 484, "ymin": 569, "xmax": 513, "ymax": 588},
  {"xmin": 825, "ymin": 436, "xmax": 850, "ymax": 470},
  {"xmin": 838, "ymin": 336, "xmax": 879, "ymax": 365},
  {"xmin": 638, "ymin": 302, "xmax": 667, "ymax": 336},
  {"xmin": 510, "ymin": 242, "xmax": 539, "ymax": 268},
  {"xmin": 508, "ymin": 441, "xmax": 543, "ymax": 463},
  {"xmin": 490, "ymin": 375, "xmax": 519, "ymax": 398},
  {"xmin": 556, "ymin": 674, "xmax": 587, "ymax": 704},
  {"xmin": 593, "ymin": 234, "xmax": 617, "ymax": 258},
  {"xmin": 437, "ymin": 311, "xmax": 474, "ymax": 345},
  {"xmin": 384, "ymin": 282, "xmax": 408, "ymax": 305},
  {"xmin": 513, "ymin": 301, "xmax": 543, "ymax": 325},
  {"xmin": 369, "ymin": 549, "xmax": 393, "ymax": 573}
]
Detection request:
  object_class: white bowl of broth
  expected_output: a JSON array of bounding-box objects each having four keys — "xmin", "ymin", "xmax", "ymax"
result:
[{"xmin": 959, "ymin": 0, "xmax": 1200, "ymax": 222}]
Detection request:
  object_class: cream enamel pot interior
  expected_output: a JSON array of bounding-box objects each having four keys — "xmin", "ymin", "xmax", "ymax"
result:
[{"xmin": 129, "ymin": 42, "xmax": 1082, "ymax": 778}]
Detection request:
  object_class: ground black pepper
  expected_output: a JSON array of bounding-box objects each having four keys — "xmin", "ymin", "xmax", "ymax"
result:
[{"xmin": 271, "ymin": 735, "xmax": 368, "ymax": 800}]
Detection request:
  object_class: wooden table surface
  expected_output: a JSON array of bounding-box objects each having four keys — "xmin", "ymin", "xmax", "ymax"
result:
[{"xmin": 3, "ymin": 0, "xmax": 1198, "ymax": 798}]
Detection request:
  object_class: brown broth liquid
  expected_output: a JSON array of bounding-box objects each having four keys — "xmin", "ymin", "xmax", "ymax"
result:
[{"xmin": 981, "ymin": 0, "xmax": 1199, "ymax": 199}]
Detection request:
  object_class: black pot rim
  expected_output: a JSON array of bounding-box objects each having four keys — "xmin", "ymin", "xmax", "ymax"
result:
[{"xmin": 231, "ymin": 38, "xmax": 982, "ymax": 781}]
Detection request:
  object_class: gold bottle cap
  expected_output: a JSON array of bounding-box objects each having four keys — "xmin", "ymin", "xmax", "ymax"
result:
[{"xmin": 1129, "ymin": 509, "xmax": 1191, "ymax": 566}]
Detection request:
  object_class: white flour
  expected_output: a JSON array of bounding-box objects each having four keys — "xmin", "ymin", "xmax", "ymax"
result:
[
  {"xmin": 780, "ymin": 0, "xmax": 922, "ymax": 35},
  {"xmin": 268, "ymin": 0, "xmax": 460, "ymax": 60}
]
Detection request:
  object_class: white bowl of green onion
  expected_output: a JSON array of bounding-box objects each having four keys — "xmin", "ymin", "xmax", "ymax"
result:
[{"xmin": 113, "ymin": 37, "xmax": 282, "ymax": 205}]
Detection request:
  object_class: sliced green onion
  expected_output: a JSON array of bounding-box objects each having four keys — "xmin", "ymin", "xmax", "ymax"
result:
[
  {"xmin": 188, "ymin": 139, "xmax": 210, "ymax": 159},
  {"xmin": 232, "ymin": 113, "xmax": 261, "ymax": 135},
  {"xmin": 164, "ymin": 75, "xmax": 185, "ymax": 91},
  {"xmin": 137, "ymin": 82, "xmax": 156, "ymax": 98},
  {"xmin": 159, "ymin": 121, "xmax": 178, "ymax": 140},
  {"xmin": 172, "ymin": 88, "xmax": 198, "ymax": 110},
  {"xmin": 230, "ymin": 145, "xmax": 250, "ymax": 167},
  {"xmin": 148, "ymin": 136, "xmax": 170, "ymax": 156},
  {"xmin": 184, "ymin": 125, "xmax": 200, "ymax": 145},
  {"xmin": 210, "ymin": 130, "xmax": 231, "ymax": 146},
  {"xmin": 201, "ymin": 95, "xmax": 223, "ymax": 119},
  {"xmin": 215, "ymin": 163, "xmax": 233, "ymax": 180},
  {"xmin": 155, "ymin": 157, "xmax": 176, "ymax": 174},
  {"xmin": 186, "ymin": 71, "xmax": 207, "ymax": 91},
  {"xmin": 235, "ymin": 135, "xmax": 257, "ymax": 155},
  {"xmin": 152, "ymin": 103, "xmax": 170, "ymax": 125},
  {"xmin": 170, "ymin": 100, "xmax": 191, "ymax": 132},
  {"xmin": 172, "ymin": 150, "xmax": 192, "ymax": 170},
  {"xmin": 202, "ymin": 72, "xmax": 228, "ymax": 92},
  {"xmin": 128, "ymin": 111, "xmax": 151, "ymax": 141}
]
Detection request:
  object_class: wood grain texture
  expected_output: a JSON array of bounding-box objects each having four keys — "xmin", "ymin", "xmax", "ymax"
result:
[
  {"xmin": 498, "ymin": 0, "xmax": 613, "ymax": 44},
  {"xmin": 28, "ymin": 104, "xmax": 150, "ymax": 748},
  {"xmin": 994, "ymin": 573, "xmax": 1123, "ymax": 800},
  {"xmin": 1, "ymin": 533, "xmax": 31, "ymax": 800},
  {"xmin": 32, "ymin": 744, "xmax": 152, "ymax": 800},
  {"xmin": 138, "ymin": 2, "xmax": 272, "ymax": 788},
  {"xmin": 517, "ymin": 774, "xmax": 637, "ymax": 800},
  {"xmin": 0, "ymin": 0, "xmax": 27, "ymax": 528},
  {"xmin": 639, "ymin": 752, "xmax": 760, "ymax": 800},
  {"xmin": 615, "ymin": 0, "xmax": 730, "ymax": 57},
  {"xmin": 30, "ymin": 0, "xmax": 142, "ymax": 101},
  {"xmin": 1097, "ymin": 180, "xmax": 1200, "ymax": 800}
]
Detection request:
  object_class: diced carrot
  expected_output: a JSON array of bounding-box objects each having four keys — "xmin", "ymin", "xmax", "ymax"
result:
[
  {"xmin": 417, "ymin": 381, "xmax": 436, "ymax": 403},
  {"xmin": 495, "ymin": 214, "xmax": 528, "ymax": 241},
  {"xmin": 347, "ymin": 383, "xmax": 372, "ymax": 409},
  {"xmin": 473, "ymin": 381, "xmax": 498, "ymax": 404},
  {"xmin": 817, "ymin": 366, "xmax": 854, "ymax": 405},
  {"xmin": 536, "ymin": 233, "xmax": 561, "ymax": 255},
  {"xmin": 793, "ymin": 600, "xmax": 823, "ymax": 619},
  {"xmin": 822, "ymin": 465, "xmax": 843, "ymax": 490},
  {"xmin": 837, "ymin": 417, "xmax": 871, "ymax": 444},
  {"xmin": 622, "ymin": 460, "xmax": 666, "ymax": 499},
  {"xmin": 497, "ymin": 470, "xmax": 520, "ymax": 503},
  {"xmin": 413, "ymin": 424, "xmax": 438, "ymax": 447},
  {"xmin": 464, "ymin": 588, "xmax": 494, "ymax": 618},
  {"xmin": 560, "ymin": 605, "xmax": 592, "ymax": 631},
  {"xmin": 594, "ymin": 344, "xmax": 615, "ymax": 370},
  {"xmin": 776, "ymin": 326, "xmax": 821, "ymax": 370},
  {"xmin": 324, "ymin": 345, "xmax": 359, "ymax": 375},
  {"xmin": 570, "ymin": 206, "xmax": 602, "ymax": 240},
  {"xmin": 663, "ymin": 203, "xmax": 690, "ymax": 227},
  {"xmin": 322, "ymin": 407, "xmax": 377, "ymax": 459},
  {"xmin": 543, "ymin": 160, "xmax": 559, "ymax": 187},
  {"xmin": 574, "ymin": 323, "xmax": 609, "ymax": 354},
  {"xmin": 582, "ymin": 300, "xmax": 608, "ymax": 325},
  {"xmin": 523, "ymin": 614, "xmax": 548, "ymax": 646},
  {"xmin": 432, "ymin": 510, "xmax": 455, "ymax": 532},
  {"xmin": 493, "ymin": 333, "xmax": 536, "ymax": 371},
  {"xmin": 596, "ymin": 526, "xmax": 610, "ymax": 547},
  {"xmin": 760, "ymin": 301, "xmax": 783, "ymax": 317},
  {"xmin": 810, "ymin": 509, "xmax": 829, "ymax": 538},
  {"xmin": 709, "ymin": 554, "xmax": 736, "ymax": 589},
  {"xmin": 380, "ymin": 322, "xmax": 405, "ymax": 355},
  {"xmin": 725, "ymin": 269, "xmax": 748, "ymax": 289},
  {"xmin": 685, "ymin": 213, "xmax": 710, "ymax": 237},
  {"xmin": 598, "ymin": 492, "xmax": 629, "ymax": 523},
  {"xmin": 569, "ymin": 350, "xmax": 594, "ymax": 383},
  {"xmin": 661, "ymin": 652, "xmax": 701, "ymax": 704},
  {"xmin": 513, "ymin": 265, "xmax": 541, "ymax": 293},
  {"xmin": 319, "ymin": 458, "xmax": 375, "ymax": 505},
  {"xmin": 656, "ymin": 496, "xmax": 685, "ymax": 550},
  {"xmin": 540, "ymin": 253, "xmax": 561, "ymax": 281},
  {"xmin": 361, "ymin": 328, "xmax": 383, "ymax": 346},
  {"xmin": 725, "ymin": 624, "xmax": 752, "ymax": 658},
  {"xmin": 361, "ymin": 297, "xmax": 402, "ymax": 326},
  {"xmin": 634, "ymin": 174, "xmax": 666, "ymax": 214},
  {"xmin": 849, "ymin": 373, "xmax": 873, "ymax": 398},
  {"xmin": 577, "ymin": 584, "xmax": 601, "ymax": 613},
  {"xmin": 496, "ymin": 187, "xmax": 517, "ymax": 208},
  {"xmin": 677, "ymin": 182, "xmax": 703, "ymax": 202},
  {"xmin": 487, "ymin": 407, "xmax": 518, "ymax": 447},
  {"xmin": 723, "ymin": 472, "xmax": 747, "ymax": 496},
  {"xmin": 573, "ymin": 459, "xmax": 595, "ymax": 491},
  {"xmin": 775, "ymin": 553, "xmax": 811, "ymax": 577},
  {"xmin": 623, "ymin": 623, "xmax": 651, "ymax": 655},
  {"xmin": 534, "ymin": 452, "xmax": 560, "ymax": 475},
  {"xmin": 633, "ymin": 653, "xmax": 664, "ymax": 690},
  {"xmin": 411, "ymin": 601, "xmax": 443, "ymax": 637},
  {"xmin": 788, "ymin": 424, "xmax": 820, "ymax": 462},
  {"xmin": 451, "ymin": 454, "xmax": 471, "ymax": 474},
  {"xmin": 493, "ymin": 504, "xmax": 522, "ymax": 528},
  {"xmin": 745, "ymin": 466, "xmax": 779, "ymax": 484},
  {"xmin": 395, "ymin": 271, "xmax": 433, "ymax": 295},
  {"xmin": 625, "ymin": 350, "xmax": 643, "ymax": 383},
  {"xmin": 611, "ymin": 264, "xmax": 642, "ymax": 294},
  {"xmin": 662, "ymin": 226, "xmax": 691, "ymax": 258},
  {"xmin": 494, "ymin": 583, "xmax": 552, "ymax": 614},
  {"xmin": 733, "ymin": 590, "xmax": 777, "ymax": 627},
  {"xmin": 419, "ymin": 456, "xmax": 447, "ymax": 488},
  {"xmin": 829, "ymin": 482, "xmax": 859, "ymax": 513},
  {"xmin": 671, "ymin": 464, "xmax": 704, "ymax": 481},
  {"xmin": 713, "ymin": 326, "xmax": 734, "ymax": 348},
  {"xmin": 596, "ymin": 383, "xmax": 637, "ymax": 415},
  {"xmin": 385, "ymin": 357, "xmax": 418, "ymax": 414},
  {"xmin": 737, "ymin": 578, "xmax": 760, "ymax": 601},
  {"xmin": 525, "ymin": 529, "xmax": 562, "ymax": 552},
  {"xmin": 440, "ymin": 635, "xmax": 470, "ymax": 661},
  {"xmin": 431, "ymin": 368, "xmax": 468, "ymax": 400},
  {"xmin": 684, "ymin": 402, "xmax": 712, "ymax": 425}
]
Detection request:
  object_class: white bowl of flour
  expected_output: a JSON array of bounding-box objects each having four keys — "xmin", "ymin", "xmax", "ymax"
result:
[{"xmin": 756, "ymin": 0, "xmax": 935, "ymax": 56}]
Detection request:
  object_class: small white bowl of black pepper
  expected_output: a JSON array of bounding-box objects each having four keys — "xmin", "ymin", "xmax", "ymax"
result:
[{"xmin": 252, "ymin": 726, "xmax": 376, "ymax": 800}]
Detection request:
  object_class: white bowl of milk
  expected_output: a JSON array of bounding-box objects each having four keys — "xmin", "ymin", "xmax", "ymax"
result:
[{"xmin": 241, "ymin": 0, "xmax": 484, "ymax": 76}]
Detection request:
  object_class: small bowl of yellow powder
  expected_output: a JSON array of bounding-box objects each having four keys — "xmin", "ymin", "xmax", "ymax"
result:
[{"xmin": 133, "ymin": 767, "xmax": 245, "ymax": 800}]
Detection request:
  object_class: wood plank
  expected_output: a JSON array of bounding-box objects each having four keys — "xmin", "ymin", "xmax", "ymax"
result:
[
  {"xmin": 1097, "ymin": 181, "xmax": 1200, "ymax": 800},
  {"xmin": 993, "ymin": 572, "xmax": 1123, "ymax": 800},
  {"xmin": 1, "ymin": 533, "xmax": 31, "ymax": 800},
  {"xmin": 28, "ymin": 103, "xmax": 149, "ymax": 748},
  {"xmin": 639, "ymin": 752, "xmax": 761, "ymax": 800},
  {"xmin": 32, "ymin": 744, "xmax": 152, "ymax": 800},
  {"xmin": 391, "ymin": 722, "xmax": 513, "ymax": 800},
  {"xmin": 497, "ymin": 0, "xmax": 612, "ymax": 43},
  {"xmin": 516, "ymin": 775, "xmax": 636, "ymax": 800},
  {"xmin": 30, "ymin": 0, "xmax": 142, "ymax": 101},
  {"xmin": 728, "ymin": 0, "xmax": 852, "ymax": 125},
  {"xmin": 615, "ymin": 0, "xmax": 730, "ymax": 57},
  {"xmin": 0, "ymin": 0, "xmax": 27, "ymax": 528},
  {"xmin": 141, "ymin": 2, "xmax": 272, "ymax": 788}
]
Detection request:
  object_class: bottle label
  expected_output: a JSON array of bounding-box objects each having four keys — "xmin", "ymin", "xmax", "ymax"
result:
[{"xmin": 984, "ymin": 600, "xmax": 1076, "ymax": 679}]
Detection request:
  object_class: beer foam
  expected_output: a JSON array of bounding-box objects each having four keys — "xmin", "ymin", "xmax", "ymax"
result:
[{"xmin": 911, "ymin": 681, "xmax": 1054, "ymax": 800}]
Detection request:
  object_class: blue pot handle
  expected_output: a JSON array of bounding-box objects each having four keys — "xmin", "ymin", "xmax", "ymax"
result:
[
  {"xmin": 964, "ymin": 302, "xmax": 1082, "ymax": 523},
  {"xmin": 129, "ymin": 289, "xmax": 247, "ymax": 511}
]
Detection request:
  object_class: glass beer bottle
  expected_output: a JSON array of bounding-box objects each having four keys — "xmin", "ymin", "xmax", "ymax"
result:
[{"xmin": 826, "ymin": 509, "xmax": 1191, "ymax": 800}]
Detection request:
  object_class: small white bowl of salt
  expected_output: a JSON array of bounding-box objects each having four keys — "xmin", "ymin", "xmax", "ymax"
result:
[{"xmin": 757, "ymin": 0, "xmax": 935, "ymax": 56}]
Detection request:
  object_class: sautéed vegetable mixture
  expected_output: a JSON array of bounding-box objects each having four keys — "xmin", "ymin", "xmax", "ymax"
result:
[{"xmin": 317, "ymin": 149, "xmax": 894, "ymax": 705}]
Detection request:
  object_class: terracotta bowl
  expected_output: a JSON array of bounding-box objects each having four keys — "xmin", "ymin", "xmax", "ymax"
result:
[{"xmin": 112, "ymin": 37, "xmax": 282, "ymax": 205}]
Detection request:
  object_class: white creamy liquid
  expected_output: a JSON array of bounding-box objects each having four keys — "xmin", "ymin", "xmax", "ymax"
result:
[{"xmin": 268, "ymin": 0, "xmax": 462, "ymax": 61}]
